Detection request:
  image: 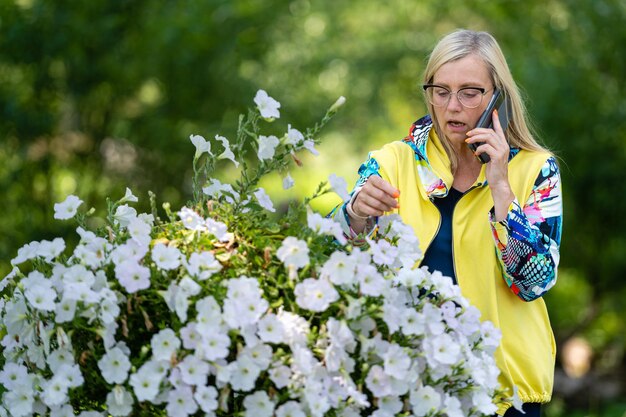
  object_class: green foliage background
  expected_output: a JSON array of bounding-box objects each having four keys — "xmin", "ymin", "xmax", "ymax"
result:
[{"xmin": 1, "ymin": 0, "xmax": 624, "ymax": 415}]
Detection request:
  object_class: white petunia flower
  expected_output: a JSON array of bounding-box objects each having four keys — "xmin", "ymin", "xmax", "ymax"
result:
[
  {"xmin": 425, "ymin": 332, "xmax": 461, "ymax": 366},
  {"xmin": 113, "ymin": 204, "xmax": 137, "ymax": 227},
  {"xmin": 253, "ymin": 188, "xmax": 276, "ymax": 212},
  {"xmin": 383, "ymin": 344, "xmax": 411, "ymax": 380},
  {"xmin": 472, "ymin": 389, "xmax": 498, "ymax": 415},
  {"xmin": 257, "ymin": 135, "xmax": 280, "ymax": 160},
  {"xmin": 166, "ymin": 385, "xmax": 198, "ymax": 417},
  {"xmin": 268, "ymin": 364, "xmax": 291, "ymax": 389},
  {"xmin": 115, "ymin": 260, "xmax": 151, "ymax": 293},
  {"xmin": 302, "ymin": 139, "xmax": 319, "ymax": 156},
  {"xmin": 228, "ymin": 356, "xmax": 261, "ymax": 391},
  {"xmin": 276, "ymin": 309, "xmax": 310, "ymax": 347},
  {"xmin": 119, "ymin": 187, "xmax": 138, "ymax": 203},
  {"xmin": 129, "ymin": 361, "xmax": 168, "ymax": 402},
  {"xmin": 185, "ymin": 251, "xmax": 222, "ymax": 280},
  {"xmin": 98, "ymin": 289, "xmax": 121, "ymax": 324},
  {"xmin": 194, "ymin": 385, "xmax": 218, "ymax": 413},
  {"xmin": 78, "ymin": 411, "xmax": 104, "ymax": 417},
  {"xmin": 50, "ymin": 404, "xmax": 75, "ymax": 417},
  {"xmin": 327, "ymin": 318, "xmax": 356, "ymax": 352},
  {"xmin": 320, "ymin": 251, "xmax": 357, "ymax": 286},
  {"xmin": 223, "ymin": 293, "xmax": 269, "ymax": 330},
  {"xmin": 365, "ymin": 365, "xmax": 393, "ymax": 398},
  {"xmin": 47, "ymin": 349, "xmax": 75, "ymax": 374},
  {"xmin": 36, "ymin": 238, "xmax": 66, "ymax": 261},
  {"xmin": 24, "ymin": 281, "xmax": 57, "ymax": 311},
  {"xmin": 243, "ymin": 391, "xmax": 275, "ymax": 417},
  {"xmin": 11, "ymin": 240, "xmax": 41, "ymax": 265},
  {"xmin": 357, "ymin": 264, "xmax": 388, "ymax": 296},
  {"xmin": 106, "ymin": 386, "xmax": 134, "ymax": 417},
  {"xmin": 294, "ymin": 278, "xmax": 339, "ymax": 312},
  {"xmin": 410, "ymin": 385, "xmax": 441, "ymax": 417},
  {"xmin": 257, "ymin": 313, "xmax": 286, "ymax": 344},
  {"xmin": 151, "ymin": 243, "xmax": 182, "ymax": 270},
  {"xmin": 178, "ymin": 354, "xmax": 210, "ymax": 386},
  {"xmin": 240, "ymin": 343, "xmax": 273, "ymax": 371},
  {"xmin": 180, "ymin": 322, "xmax": 201, "ymax": 350},
  {"xmin": 202, "ymin": 178, "xmax": 240, "ymax": 203},
  {"xmin": 54, "ymin": 195, "xmax": 83, "ymax": 220},
  {"xmin": 511, "ymin": 385, "xmax": 526, "ymax": 414},
  {"xmin": 215, "ymin": 135, "xmax": 239, "ymax": 167},
  {"xmin": 306, "ymin": 210, "xmax": 327, "ymax": 233},
  {"xmin": 254, "ymin": 89, "xmax": 281, "ymax": 120},
  {"xmin": 205, "ymin": 217, "xmax": 229, "ymax": 242},
  {"xmin": 4, "ymin": 384, "xmax": 34, "ymax": 417},
  {"xmin": 127, "ymin": 217, "xmax": 151, "ymax": 245},
  {"xmin": 443, "ymin": 394, "xmax": 464, "ymax": 417},
  {"xmin": 285, "ymin": 124, "xmax": 304, "ymax": 146},
  {"xmin": 400, "ymin": 308, "xmax": 425, "ymax": 336},
  {"xmin": 55, "ymin": 363, "xmax": 84, "ymax": 388},
  {"xmin": 98, "ymin": 347, "xmax": 131, "ymax": 384},
  {"xmin": 276, "ymin": 236, "xmax": 309, "ymax": 269},
  {"xmin": 201, "ymin": 331, "xmax": 231, "ymax": 361},
  {"xmin": 282, "ymin": 172, "xmax": 295, "ymax": 189},
  {"xmin": 328, "ymin": 174, "xmax": 350, "ymax": 202},
  {"xmin": 190, "ymin": 134, "xmax": 212, "ymax": 158},
  {"xmin": 378, "ymin": 396, "xmax": 403, "ymax": 415},
  {"xmin": 366, "ymin": 237, "xmax": 399, "ymax": 266},
  {"xmin": 178, "ymin": 207, "xmax": 206, "ymax": 231},
  {"xmin": 306, "ymin": 211, "xmax": 347, "ymax": 245},
  {"xmin": 0, "ymin": 363, "xmax": 29, "ymax": 390},
  {"xmin": 275, "ymin": 401, "xmax": 306, "ymax": 417},
  {"xmin": 480, "ymin": 320, "xmax": 503, "ymax": 353},
  {"xmin": 151, "ymin": 328, "xmax": 181, "ymax": 361}
]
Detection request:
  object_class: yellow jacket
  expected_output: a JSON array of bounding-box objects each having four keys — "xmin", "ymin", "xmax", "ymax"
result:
[{"xmin": 336, "ymin": 116, "xmax": 563, "ymax": 414}]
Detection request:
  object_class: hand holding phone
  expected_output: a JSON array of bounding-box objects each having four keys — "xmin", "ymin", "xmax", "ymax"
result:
[{"xmin": 467, "ymin": 89, "xmax": 510, "ymax": 163}]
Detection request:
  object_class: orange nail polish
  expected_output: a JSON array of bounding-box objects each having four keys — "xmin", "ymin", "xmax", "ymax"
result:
[{"xmin": 392, "ymin": 191, "xmax": 400, "ymax": 198}]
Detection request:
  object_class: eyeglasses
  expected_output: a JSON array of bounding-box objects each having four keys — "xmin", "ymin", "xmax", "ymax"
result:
[{"xmin": 422, "ymin": 84, "xmax": 490, "ymax": 109}]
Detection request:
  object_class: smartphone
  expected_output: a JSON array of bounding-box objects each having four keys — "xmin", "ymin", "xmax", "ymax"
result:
[{"xmin": 467, "ymin": 89, "xmax": 511, "ymax": 163}]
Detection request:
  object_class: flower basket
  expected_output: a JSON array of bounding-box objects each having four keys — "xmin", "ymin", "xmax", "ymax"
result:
[{"xmin": 0, "ymin": 91, "xmax": 506, "ymax": 417}]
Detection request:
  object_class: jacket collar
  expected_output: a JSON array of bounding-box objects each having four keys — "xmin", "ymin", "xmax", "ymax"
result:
[{"xmin": 402, "ymin": 115, "xmax": 520, "ymax": 198}]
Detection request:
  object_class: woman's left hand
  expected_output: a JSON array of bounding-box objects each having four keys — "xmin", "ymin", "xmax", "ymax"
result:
[{"xmin": 465, "ymin": 109, "xmax": 515, "ymax": 220}]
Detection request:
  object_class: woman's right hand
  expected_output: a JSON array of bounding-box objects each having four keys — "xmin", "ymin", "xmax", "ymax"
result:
[{"xmin": 351, "ymin": 176, "xmax": 400, "ymax": 218}]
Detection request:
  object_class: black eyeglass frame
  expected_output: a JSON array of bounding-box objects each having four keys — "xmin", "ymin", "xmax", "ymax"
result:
[{"xmin": 422, "ymin": 84, "xmax": 491, "ymax": 108}]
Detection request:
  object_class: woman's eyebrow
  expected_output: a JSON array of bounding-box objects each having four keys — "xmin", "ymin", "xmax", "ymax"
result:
[{"xmin": 432, "ymin": 81, "xmax": 486, "ymax": 88}]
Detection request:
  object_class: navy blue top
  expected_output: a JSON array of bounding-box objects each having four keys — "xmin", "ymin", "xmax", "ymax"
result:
[{"xmin": 421, "ymin": 187, "xmax": 464, "ymax": 284}]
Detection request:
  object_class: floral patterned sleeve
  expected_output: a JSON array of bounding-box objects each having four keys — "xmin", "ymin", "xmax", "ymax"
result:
[
  {"xmin": 329, "ymin": 155, "xmax": 381, "ymax": 241},
  {"xmin": 489, "ymin": 156, "xmax": 563, "ymax": 301}
]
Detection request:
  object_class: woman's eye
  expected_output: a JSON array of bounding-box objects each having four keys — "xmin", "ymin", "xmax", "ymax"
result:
[{"xmin": 460, "ymin": 89, "xmax": 480, "ymax": 99}]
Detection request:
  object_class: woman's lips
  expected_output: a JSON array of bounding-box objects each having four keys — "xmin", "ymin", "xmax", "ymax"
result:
[{"xmin": 446, "ymin": 120, "xmax": 467, "ymax": 133}]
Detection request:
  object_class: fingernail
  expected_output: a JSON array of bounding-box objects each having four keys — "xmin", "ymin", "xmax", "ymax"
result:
[
  {"xmin": 392, "ymin": 191, "xmax": 400, "ymax": 198},
  {"xmin": 464, "ymin": 138, "xmax": 470, "ymax": 143},
  {"xmin": 494, "ymin": 109, "xmax": 499, "ymax": 116}
]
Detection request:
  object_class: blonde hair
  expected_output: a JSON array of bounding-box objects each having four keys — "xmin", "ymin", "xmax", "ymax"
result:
[{"xmin": 423, "ymin": 29, "xmax": 549, "ymax": 173}]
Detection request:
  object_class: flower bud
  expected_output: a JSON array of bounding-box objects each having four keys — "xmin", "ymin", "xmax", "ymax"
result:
[{"xmin": 329, "ymin": 96, "xmax": 346, "ymax": 113}]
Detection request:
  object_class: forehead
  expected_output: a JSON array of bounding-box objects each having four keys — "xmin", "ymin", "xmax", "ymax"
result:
[{"xmin": 433, "ymin": 54, "xmax": 491, "ymax": 87}]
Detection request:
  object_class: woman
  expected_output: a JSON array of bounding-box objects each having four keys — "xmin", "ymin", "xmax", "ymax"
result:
[{"xmin": 334, "ymin": 29, "xmax": 562, "ymax": 416}]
